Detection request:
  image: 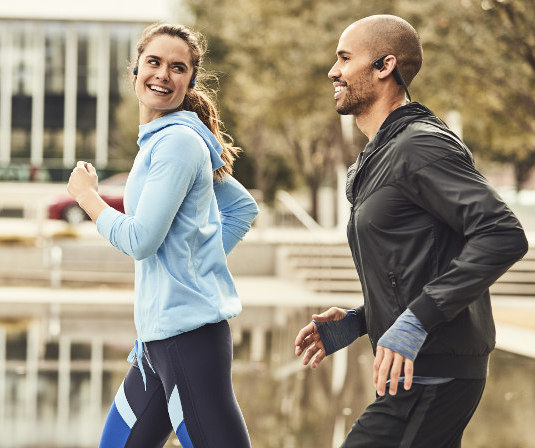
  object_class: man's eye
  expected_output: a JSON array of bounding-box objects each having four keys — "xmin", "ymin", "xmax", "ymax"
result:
[
  {"xmin": 172, "ymin": 66, "xmax": 185, "ymax": 72},
  {"xmin": 148, "ymin": 60, "xmax": 159, "ymax": 66}
]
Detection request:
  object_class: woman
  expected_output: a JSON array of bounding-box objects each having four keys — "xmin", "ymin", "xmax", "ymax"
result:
[{"xmin": 67, "ymin": 23, "xmax": 257, "ymax": 448}]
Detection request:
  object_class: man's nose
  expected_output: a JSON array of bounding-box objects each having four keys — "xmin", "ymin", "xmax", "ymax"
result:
[{"xmin": 328, "ymin": 63, "xmax": 340, "ymax": 80}]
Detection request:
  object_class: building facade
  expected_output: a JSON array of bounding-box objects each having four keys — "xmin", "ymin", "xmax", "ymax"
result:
[{"xmin": 0, "ymin": 18, "xmax": 148, "ymax": 181}]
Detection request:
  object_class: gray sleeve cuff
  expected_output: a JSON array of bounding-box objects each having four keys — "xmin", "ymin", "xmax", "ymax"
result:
[
  {"xmin": 377, "ymin": 308, "xmax": 427, "ymax": 361},
  {"xmin": 315, "ymin": 308, "xmax": 365, "ymax": 356}
]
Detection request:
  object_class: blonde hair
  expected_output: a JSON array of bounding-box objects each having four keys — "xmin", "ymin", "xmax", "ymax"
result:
[{"xmin": 134, "ymin": 23, "xmax": 239, "ymax": 180}]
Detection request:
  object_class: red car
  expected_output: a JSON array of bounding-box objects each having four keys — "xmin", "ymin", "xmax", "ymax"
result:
[{"xmin": 48, "ymin": 173, "xmax": 128, "ymax": 224}]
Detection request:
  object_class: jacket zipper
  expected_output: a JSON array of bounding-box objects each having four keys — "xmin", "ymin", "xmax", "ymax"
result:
[{"xmin": 388, "ymin": 272, "xmax": 403, "ymax": 312}]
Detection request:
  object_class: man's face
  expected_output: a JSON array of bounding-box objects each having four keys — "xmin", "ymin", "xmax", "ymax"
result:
[{"xmin": 328, "ymin": 24, "xmax": 376, "ymax": 116}]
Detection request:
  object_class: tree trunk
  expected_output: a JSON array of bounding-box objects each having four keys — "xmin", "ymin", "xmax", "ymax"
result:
[
  {"xmin": 309, "ymin": 178, "xmax": 320, "ymax": 223},
  {"xmin": 513, "ymin": 158, "xmax": 535, "ymax": 192}
]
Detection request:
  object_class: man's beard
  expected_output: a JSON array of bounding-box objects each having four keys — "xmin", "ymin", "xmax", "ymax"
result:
[{"xmin": 336, "ymin": 78, "xmax": 375, "ymax": 116}]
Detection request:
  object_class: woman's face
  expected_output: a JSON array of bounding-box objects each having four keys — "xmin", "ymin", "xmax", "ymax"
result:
[{"xmin": 135, "ymin": 34, "xmax": 195, "ymax": 124}]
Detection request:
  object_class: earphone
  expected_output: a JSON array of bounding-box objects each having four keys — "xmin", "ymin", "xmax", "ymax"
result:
[
  {"xmin": 372, "ymin": 54, "xmax": 412, "ymax": 102},
  {"xmin": 133, "ymin": 65, "xmax": 138, "ymax": 76},
  {"xmin": 372, "ymin": 55, "xmax": 387, "ymax": 70}
]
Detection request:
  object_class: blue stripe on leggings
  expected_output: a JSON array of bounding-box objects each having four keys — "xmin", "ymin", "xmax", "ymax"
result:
[
  {"xmin": 177, "ymin": 420, "xmax": 194, "ymax": 448},
  {"xmin": 98, "ymin": 402, "xmax": 131, "ymax": 448}
]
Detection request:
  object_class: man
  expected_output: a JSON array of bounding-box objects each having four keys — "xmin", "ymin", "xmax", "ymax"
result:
[{"xmin": 294, "ymin": 14, "xmax": 528, "ymax": 448}]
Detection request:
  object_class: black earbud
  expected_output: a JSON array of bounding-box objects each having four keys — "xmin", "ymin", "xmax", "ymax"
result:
[
  {"xmin": 189, "ymin": 77, "xmax": 196, "ymax": 88},
  {"xmin": 133, "ymin": 65, "xmax": 138, "ymax": 76},
  {"xmin": 372, "ymin": 55, "xmax": 387, "ymax": 70},
  {"xmin": 371, "ymin": 54, "xmax": 412, "ymax": 102}
]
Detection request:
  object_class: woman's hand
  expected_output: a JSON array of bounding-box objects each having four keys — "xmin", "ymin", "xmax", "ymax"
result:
[
  {"xmin": 67, "ymin": 161, "xmax": 98, "ymax": 203},
  {"xmin": 67, "ymin": 161, "xmax": 109, "ymax": 223}
]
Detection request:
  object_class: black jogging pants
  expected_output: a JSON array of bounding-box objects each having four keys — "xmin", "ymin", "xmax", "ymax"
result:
[{"xmin": 341, "ymin": 378, "xmax": 486, "ymax": 448}]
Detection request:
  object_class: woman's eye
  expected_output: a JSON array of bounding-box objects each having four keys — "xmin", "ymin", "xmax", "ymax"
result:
[
  {"xmin": 172, "ymin": 66, "xmax": 185, "ymax": 72},
  {"xmin": 148, "ymin": 59, "xmax": 158, "ymax": 66}
]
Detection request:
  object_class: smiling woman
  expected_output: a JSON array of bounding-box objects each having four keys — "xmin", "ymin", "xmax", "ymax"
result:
[
  {"xmin": 66, "ymin": 23, "xmax": 257, "ymax": 448},
  {"xmin": 134, "ymin": 35, "xmax": 194, "ymax": 124}
]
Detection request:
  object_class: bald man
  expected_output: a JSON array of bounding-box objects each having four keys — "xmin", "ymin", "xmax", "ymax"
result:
[{"xmin": 295, "ymin": 15, "xmax": 527, "ymax": 448}]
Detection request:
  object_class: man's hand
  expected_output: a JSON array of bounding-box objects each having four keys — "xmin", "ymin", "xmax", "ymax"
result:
[
  {"xmin": 294, "ymin": 307, "xmax": 347, "ymax": 369},
  {"xmin": 373, "ymin": 345, "xmax": 414, "ymax": 396}
]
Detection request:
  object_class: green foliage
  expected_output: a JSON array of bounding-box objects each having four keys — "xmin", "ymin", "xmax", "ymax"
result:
[
  {"xmin": 402, "ymin": 0, "xmax": 535, "ymax": 190},
  {"xmin": 185, "ymin": 0, "xmax": 398, "ymax": 217},
  {"xmin": 112, "ymin": 0, "xmax": 535, "ymax": 197}
]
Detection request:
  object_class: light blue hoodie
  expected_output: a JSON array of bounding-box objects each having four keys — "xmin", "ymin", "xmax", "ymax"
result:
[{"xmin": 97, "ymin": 111, "xmax": 258, "ymax": 346}]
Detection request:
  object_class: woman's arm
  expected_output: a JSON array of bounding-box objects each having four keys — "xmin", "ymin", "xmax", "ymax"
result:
[
  {"xmin": 96, "ymin": 131, "xmax": 203, "ymax": 260},
  {"xmin": 213, "ymin": 175, "xmax": 258, "ymax": 254}
]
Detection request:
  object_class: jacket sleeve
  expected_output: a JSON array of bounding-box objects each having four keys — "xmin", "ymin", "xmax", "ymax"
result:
[
  {"xmin": 97, "ymin": 131, "xmax": 202, "ymax": 260},
  {"xmin": 213, "ymin": 175, "xmax": 259, "ymax": 254},
  {"xmin": 396, "ymin": 135, "xmax": 528, "ymax": 331}
]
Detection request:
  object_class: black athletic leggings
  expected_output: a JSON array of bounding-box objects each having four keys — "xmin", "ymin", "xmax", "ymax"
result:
[{"xmin": 98, "ymin": 320, "xmax": 251, "ymax": 448}]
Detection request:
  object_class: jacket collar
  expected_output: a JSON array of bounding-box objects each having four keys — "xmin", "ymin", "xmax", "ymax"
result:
[{"xmin": 345, "ymin": 102, "xmax": 437, "ymax": 204}]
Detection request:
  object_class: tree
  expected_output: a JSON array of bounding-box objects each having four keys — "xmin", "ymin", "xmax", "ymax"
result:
[
  {"xmin": 185, "ymin": 0, "xmax": 397, "ymax": 219},
  {"xmin": 401, "ymin": 0, "xmax": 535, "ymax": 191}
]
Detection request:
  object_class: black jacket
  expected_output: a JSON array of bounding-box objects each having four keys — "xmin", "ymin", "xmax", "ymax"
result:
[{"xmin": 346, "ymin": 103, "xmax": 528, "ymax": 378}]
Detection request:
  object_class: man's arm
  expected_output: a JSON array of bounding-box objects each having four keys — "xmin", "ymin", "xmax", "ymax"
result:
[
  {"xmin": 396, "ymin": 135, "xmax": 528, "ymax": 331},
  {"xmin": 374, "ymin": 132, "xmax": 528, "ymax": 395}
]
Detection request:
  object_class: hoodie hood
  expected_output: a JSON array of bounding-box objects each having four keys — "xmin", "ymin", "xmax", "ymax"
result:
[
  {"xmin": 373, "ymin": 102, "xmax": 438, "ymax": 148},
  {"xmin": 137, "ymin": 110, "xmax": 225, "ymax": 172}
]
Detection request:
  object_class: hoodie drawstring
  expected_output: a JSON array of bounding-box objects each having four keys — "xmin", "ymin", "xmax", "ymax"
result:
[{"xmin": 127, "ymin": 339, "xmax": 156, "ymax": 391}]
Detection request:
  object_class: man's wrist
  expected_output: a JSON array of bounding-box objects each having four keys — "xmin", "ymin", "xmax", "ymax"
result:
[
  {"xmin": 377, "ymin": 309, "xmax": 427, "ymax": 361},
  {"xmin": 315, "ymin": 309, "xmax": 363, "ymax": 356}
]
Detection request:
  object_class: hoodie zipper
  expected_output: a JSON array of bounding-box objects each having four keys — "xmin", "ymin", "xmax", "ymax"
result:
[{"xmin": 388, "ymin": 272, "xmax": 403, "ymax": 312}]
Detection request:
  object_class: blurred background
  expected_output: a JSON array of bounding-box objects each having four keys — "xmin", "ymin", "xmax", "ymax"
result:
[{"xmin": 0, "ymin": 0, "xmax": 534, "ymax": 447}]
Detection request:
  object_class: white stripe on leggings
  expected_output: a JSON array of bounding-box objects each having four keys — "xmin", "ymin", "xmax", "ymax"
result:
[
  {"xmin": 115, "ymin": 380, "xmax": 137, "ymax": 429},
  {"xmin": 168, "ymin": 385, "xmax": 185, "ymax": 434}
]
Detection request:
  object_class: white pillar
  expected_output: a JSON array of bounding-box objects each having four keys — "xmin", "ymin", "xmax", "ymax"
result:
[
  {"xmin": 0, "ymin": 23, "xmax": 13, "ymax": 165},
  {"xmin": 331, "ymin": 348, "xmax": 349, "ymax": 447},
  {"xmin": 95, "ymin": 27, "xmax": 110, "ymax": 168},
  {"xmin": 337, "ymin": 164, "xmax": 350, "ymax": 231},
  {"xmin": 26, "ymin": 321, "xmax": 40, "ymax": 424},
  {"xmin": 89, "ymin": 337, "xmax": 103, "ymax": 426},
  {"xmin": 30, "ymin": 26, "xmax": 45, "ymax": 167},
  {"xmin": 0, "ymin": 327, "xmax": 6, "ymax": 446},
  {"xmin": 332, "ymin": 415, "xmax": 347, "ymax": 448},
  {"xmin": 63, "ymin": 24, "xmax": 78, "ymax": 168},
  {"xmin": 444, "ymin": 110, "xmax": 463, "ymax": 140},
  {"xmin": 57, "ymin": 336, "xmax": 71, "ymax": 441},
  {"xmin": 250, "ymin": 327, "xmax": 265, "ymax": 362},
  {"xmin": 337, "ymin": 114, "xmax": 354, "ymax": 231}
]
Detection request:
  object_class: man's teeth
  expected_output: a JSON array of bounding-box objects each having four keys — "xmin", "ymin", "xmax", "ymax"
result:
[
  {"xmin": 335, "ymin": 86, "xmax": 346, "ymax": 93},
  {"xmin": 150, "ymin": 85, "xmax": 171, "ymax": 93}
]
